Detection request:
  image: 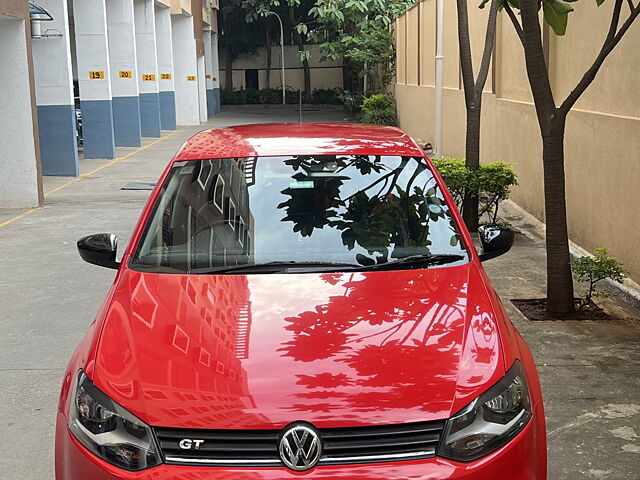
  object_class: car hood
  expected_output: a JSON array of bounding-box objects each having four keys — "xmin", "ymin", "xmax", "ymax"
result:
[{"xmin": 93, "ymin": 263, "xmax": 504, "ymax": 429}]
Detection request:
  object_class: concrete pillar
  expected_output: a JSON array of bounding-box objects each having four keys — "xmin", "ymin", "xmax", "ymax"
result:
[
  {"xmin": 211, "ymin": 30, "xmax": 221, "ymax": 114},
  {"xmin": 106, "ymin": 0, "xmax": 142, "ymax": 147},
  {"xmin": 197, "ymin": 54, "xmax": 207, "ymax": 123},
  {"xmin": 154, "ymin": 4, "xmax": 176, "ymax": 130},
  {"xmin": 203, "ymin": 28, "xmax": 214, "ymax": 116},
  {"xmin": 170, "ymin": 14, "xmax": 199, "ymax": 126},
  {"xmin": 73, "ymin": 0, "xmax": 116, "ymax": 159},
  {"xmin": 134, "ymin": 0, "xmax": 161, "ymax": 137},
  {"xmin": 32, "ymin": 0, "xmax": 79, "ymax": 176},
  {"xmin": 0, "ymin": 14, "xmax": 41, "ymax": 207}
]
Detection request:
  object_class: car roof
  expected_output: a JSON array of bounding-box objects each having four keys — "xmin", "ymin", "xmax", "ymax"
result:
[{"xmin": 173, "ymin": 123, "xmax": 425, "ymax": 161}]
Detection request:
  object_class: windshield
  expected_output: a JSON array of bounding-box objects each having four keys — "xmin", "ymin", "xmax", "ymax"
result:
[{"xmin": 130, "ymin": 155, "xmax": 468, "ymax": 274}]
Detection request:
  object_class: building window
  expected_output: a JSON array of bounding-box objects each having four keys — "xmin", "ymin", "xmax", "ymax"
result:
[
  {"xmin": 244, "ymin": 231, "xmax": 250, "ymax": 256},
  {"xmin": 209, "ymin": 174, "xmax": 225, "ymax": 212},
  {"xmin": 224, "ymin": 198, "xmax": 236, "ymax": 230},
  {"xmin": 237, "ymin": 217, "xmax": 245, "ymax": 245},
  {"xmin": 196, "ymin": 159, "xmax": 213, "ymax": 191}
]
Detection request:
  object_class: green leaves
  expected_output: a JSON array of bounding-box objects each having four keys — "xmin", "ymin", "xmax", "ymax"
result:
[
  {"xmin": 431, "ymin": 158, "xmax": 518, "ymax": 224},
  {"xmin": 309, "ymin": 0, "xmax": 417, "ymax": 90},
  {"xmin": 360, "ymin": 94, "xmax": 399, "ymax": 126},
  {"xmin": 543, "ymin": 0, "xmax": 575, "ymax": 35},
  {"xmin": 572, "ymin": 248, "xmax": 626, "ymax": 309},
  {"xmin": 297, "ymin": 49, "xmax": 311, "ymax": 62}
]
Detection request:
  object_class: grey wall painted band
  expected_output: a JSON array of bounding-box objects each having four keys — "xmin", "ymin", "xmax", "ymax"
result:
[
  {"xmin": 139, "ymin": 92, "xmax": 162, "ymax": 138},
  {"xmin": 112, "ymin": 96, "xmax": 142, "ymax": 147},
  {"xmin": 37, "ymin": 105, "xmax": 80, "ymax": 176},
  {"xmin": 159, "ymin": 91, "xmax": 177, "ymax": 130},
  {"xmin": 80, "ymin": 100, "xmax": 116, "ymax": 159}
]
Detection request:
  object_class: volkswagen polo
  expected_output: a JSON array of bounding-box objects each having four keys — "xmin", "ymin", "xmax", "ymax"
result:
[{"xmin": 55, "ymin": 123, "xmax": 546, "ymax": 479}]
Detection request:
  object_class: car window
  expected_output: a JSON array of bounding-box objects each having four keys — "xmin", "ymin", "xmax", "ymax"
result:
[{"xmin": 130, "ymin": 155, "xmax": 468, "ymax": 273}]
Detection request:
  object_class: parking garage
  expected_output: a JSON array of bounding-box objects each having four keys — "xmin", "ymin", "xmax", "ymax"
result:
[{"xmin": 0, "ymin": 0, "xmax": 221, "ymax": 209}]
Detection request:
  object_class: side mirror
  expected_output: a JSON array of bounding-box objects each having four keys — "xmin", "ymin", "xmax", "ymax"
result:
[
  {"xmin": 77, "ymin": 233, "xmax": 120, "ymax": 269},
  {"xmin": 478, "ymin": 225, "xmax": 515, "ymax": 262}
]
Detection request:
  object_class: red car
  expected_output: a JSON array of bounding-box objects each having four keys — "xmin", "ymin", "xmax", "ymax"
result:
[{"xmin": 55, "ymin": 123, "xmax": 546, "ymax": 479}]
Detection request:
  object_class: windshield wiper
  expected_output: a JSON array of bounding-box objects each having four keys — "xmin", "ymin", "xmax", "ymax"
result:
[
  {"xmin": 189, "ymin": 261, "xmax": 360, "ymax": 275},
  {"xmin": 355, "ymin": 254, "xmax": 466, "ymax": 271}
]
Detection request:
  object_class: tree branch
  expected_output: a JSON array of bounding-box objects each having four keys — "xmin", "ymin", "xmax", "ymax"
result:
[
  {"xmin": 456, "ymin": 0, "xmax": 477, "ymax": 108},
  {"xmin": 560, "ymin": 1, "xmax": 640, "ymax": 115},
  {"xmin": 504, "ymin": 2, "xmax": 524, "ymax": 45},
  {"xmin": 605, "ymin": 0, "xmax": 624, "ymax": 45},
  {"xmin": 627, "ymin": 0, "xmax": 635, "ymax": 13},
  {"xmin": 475, "ymin": 0, "xmax": 499, "ymax": 94}
]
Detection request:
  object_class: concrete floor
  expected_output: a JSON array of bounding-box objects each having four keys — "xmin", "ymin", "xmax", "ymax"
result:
[{"xmin": 1, "ymin": 107, "xmax": 639, "ymax": 479}]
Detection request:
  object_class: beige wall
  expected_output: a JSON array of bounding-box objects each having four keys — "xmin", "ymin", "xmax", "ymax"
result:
[
  {"xmin": 221, "ymin": 67, "xmax": 343, "ymax": 92},
  {"xmin": 219, "ymin": 45, "xmax": 344, "ymax": 92},
  {"xmin": 396, "ymin": 0, "xmax": 640, "ymax": 282},
  {"xmin": 170, "ymin": 0, "xmax": 192, "ymax": 15}
]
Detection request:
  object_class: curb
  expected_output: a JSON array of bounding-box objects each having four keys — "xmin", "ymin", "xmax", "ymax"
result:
[{"xmin": 501, "ymin": 199, "xmax": 640, "ymax": 302}]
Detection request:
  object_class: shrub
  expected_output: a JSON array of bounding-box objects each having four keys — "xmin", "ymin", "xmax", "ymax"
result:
[
  {"xmin": 431, "ymin": 158, "xmax": 518, "ymax": 224},
  {"xmin": 338, "ymin": 90, "xmax": 365, "ymax": 116},
  {"xmin": 311, "ymin": 88, "xmax": 342, "ymax": 105},
  {"xmin": 572, "ymin": 248, "xmax": 626, "ymax": 310},
  {"xmin": 244, "ymin": 88, "xmax": 260, "ymax": 105},
  {"xmin": 220, "ymin": 88, "xmax": 235, "ymax": 105},
  {"xmin": 429, "ymin": 158, "xmax": 468, "ymax": 206},
  {"xmin": 259, "ymin": 88, "xmax": 282, "ymax": 104},
  {"xmin": 361, "ymin": 94, "xmax": 395, "ymax": 111},
  {"xmin": 285, "ymin": 87, "xmax": 301, "ymax": 104},
  {"xmin": 360, "ymin": 94, "xmax": 398, "ymax": 126},
  {"xmin": 220, "ymin": 89, "xmax": 248, "ymax": 105},
  {"xmin": 475, "ymin": 162, "xmax": 518, "ymax": 222}
]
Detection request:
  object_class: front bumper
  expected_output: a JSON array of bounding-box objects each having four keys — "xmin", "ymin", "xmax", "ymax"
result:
[{"xmin": 56, "ymin": 403, "xmax": 546, "ymax": 480}]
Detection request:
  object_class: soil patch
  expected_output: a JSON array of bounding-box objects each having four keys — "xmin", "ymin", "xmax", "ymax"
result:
[{"xmin": 511, "ymin": 298, "xmax": 613, "ymax": 321}]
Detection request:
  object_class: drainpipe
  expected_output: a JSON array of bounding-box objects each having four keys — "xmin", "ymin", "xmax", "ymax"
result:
[{"xmin": 434, "ymin": 0, "xmax": 444, "ymax": 158}]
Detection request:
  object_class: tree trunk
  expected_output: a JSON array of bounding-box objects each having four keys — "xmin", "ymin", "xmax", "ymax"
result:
[
  {"xmin": 225, "ymin": 53, "xmax": 233, "ymax": 92},
  {"xmin": 462, "ymin": 104, "xmax": 481, "ymax": 231},
  {"xmin": 456, "ymin": 0, "xmax": 497, "ymax": 232},
  {"xmin": 302, "ymin": 58, "xmax": 312, "ymax": 103},
  {"xmin": 289, "ymin": 6, "xmax": 311, "ymax": 103},
  {"xmin": 342, "ymin": 62, "xmax": 351, "ymax": 91},
  {"xmin": 518, "ymin": 0, "xmax": 575, "ymax": 317},
  {"xmin": 265, "ymin": 26, "xmax": 272, "ymax": 89},
  {"xmin": 542, "ymin": 122, "xmax": 575, "ymax": 317}
]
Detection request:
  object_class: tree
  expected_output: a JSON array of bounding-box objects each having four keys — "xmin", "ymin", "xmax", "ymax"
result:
[
  {"xmin": 456, "ymin": 0, "xmax": 499, "ymax": 231},
  {"xmin": 218, "ymin": 0, "xmax": 264, "ymax": 89},
  {"xmin": 309, "ymin": 0, "xmax": 416, "ymax": 93},
  {"xmin": 502, "ymin": 0, "xmax": 640, "ymax": 316},
  {"xmin": 244, "ymin": 0, "xmax": 317, "ymax": 101}
]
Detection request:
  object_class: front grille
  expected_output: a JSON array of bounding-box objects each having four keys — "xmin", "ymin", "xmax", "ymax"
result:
[{"xmin": 154, "ymin": 420, "xmax": 445, "ymax": 467}]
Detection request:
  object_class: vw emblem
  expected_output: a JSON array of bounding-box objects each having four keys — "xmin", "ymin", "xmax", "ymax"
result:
[{"xmin": 279, "ymin": 423, "xmax": 322, "ymax": 471}]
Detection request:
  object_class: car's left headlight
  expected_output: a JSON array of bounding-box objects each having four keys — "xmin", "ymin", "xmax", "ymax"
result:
[
  {"xmin": 437, "ymin": 360, "xmax": 532, "ymax": 462},
  {"xmin": 68, "ymin": 371, "xmax": 161, "ymax": 471}
]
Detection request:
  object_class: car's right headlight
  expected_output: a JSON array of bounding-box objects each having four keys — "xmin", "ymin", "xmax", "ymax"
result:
[
  {"xmin": 437, "ymin": 360, "xmax": 532, "ymax": 462},
  {"xmin": 68, "ymin": 371, "xmax": 161, "ymax": 471}
]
